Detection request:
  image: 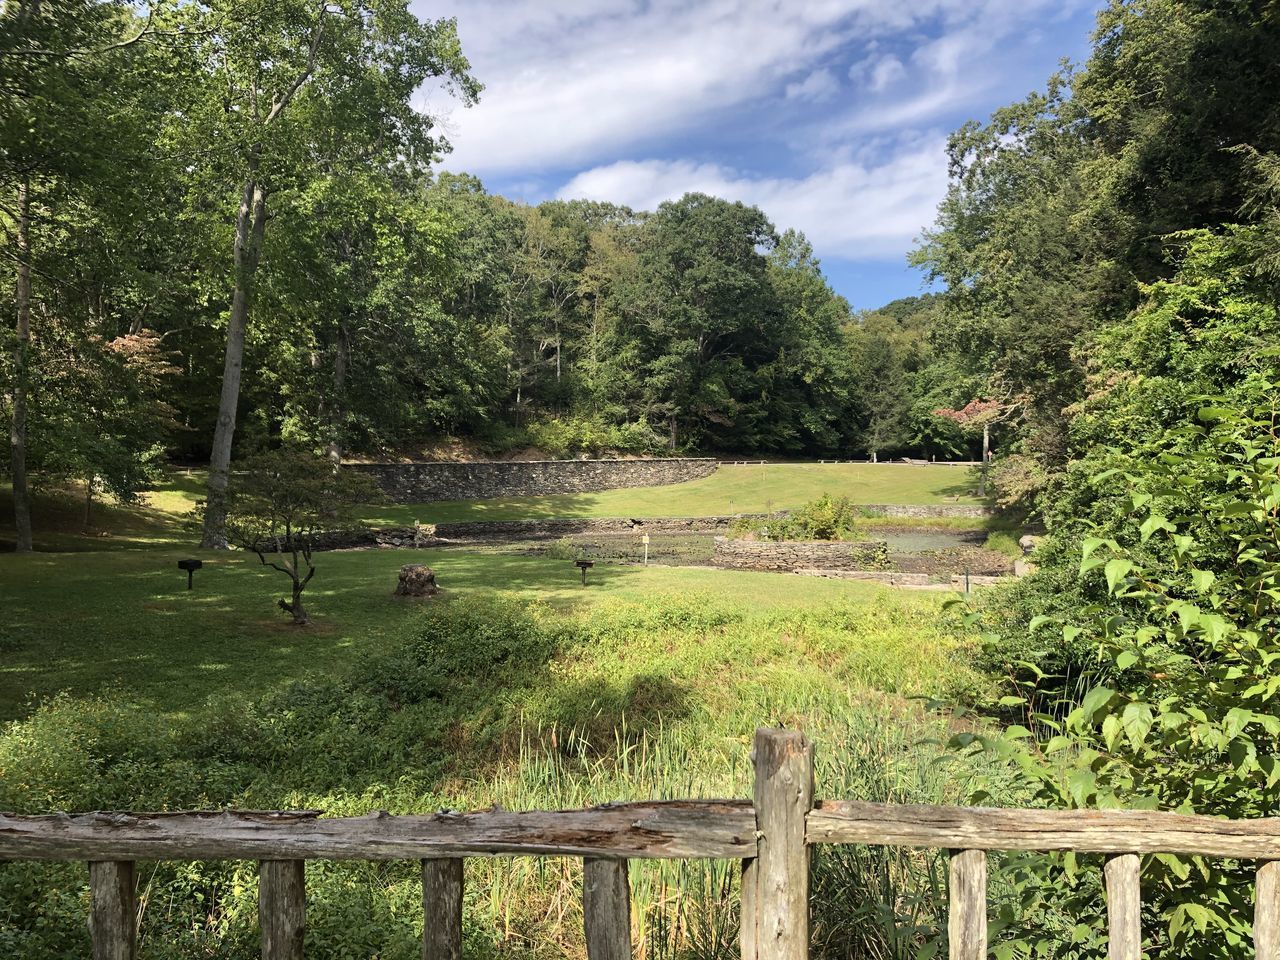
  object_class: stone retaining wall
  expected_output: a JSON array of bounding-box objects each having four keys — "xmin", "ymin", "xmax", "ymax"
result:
[
  {"xmin": 857, "ymin": 503, "xmax": 992, "ymax": 518},
  {"xmin": 433, "ymin": 513, "xmax": 782, "ymax": 540},
  {"xmin": 348, "ymin": 458, "xmax": 717, "ymax": 503},
  {"xmin": 256, "ymin": 515, "xmax": 783, "ymax": 551},
  {"xmin": 713, "ymin": 536, "xmax": 889, "ymax": 572}
]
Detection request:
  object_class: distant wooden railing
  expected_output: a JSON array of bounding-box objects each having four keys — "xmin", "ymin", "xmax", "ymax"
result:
[{"xmin": 2, "ymin": 729, "xmax": 1279, "ymax": 960}]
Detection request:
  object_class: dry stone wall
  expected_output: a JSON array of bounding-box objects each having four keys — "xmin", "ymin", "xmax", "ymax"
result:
[
  {"xmin": 256, "ymin": 514, "xmax": 784, "ymax": 552},
  {"xmin": 713, "ymin": 536, "xmax": 889, "ymax": 572},
  {"xmin": 856, "ymin": 503, "xmax": 992, "ymax": 519},
  {"xmin": 347, "ymin": 458, "xmax": 717, "ymax": 503}
]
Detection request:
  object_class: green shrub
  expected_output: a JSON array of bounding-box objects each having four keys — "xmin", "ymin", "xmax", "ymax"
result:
[
  {"xmin": 956, "ymin": 378, "xmax": 1280, "ymax": 959},
  {"xmin": 730, "ymin": 493, "xmax": 863, "ymax": 541},
  {"xmin": 525, "ymin": 416, "xmax": 665, "ymax": 458}
]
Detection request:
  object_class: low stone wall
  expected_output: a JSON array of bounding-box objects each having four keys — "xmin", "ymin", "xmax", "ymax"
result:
[
  {"xmin": 434, "ymin": 513, "xmax": 782, "ymax": 540},
  {"xmin": 713, "ymin": 536, "xmax": 889, "ymax": 572},
  {"xmin": 256, "ymin": 515, "xmax": 783, "ymax": 551},
  {"xmin": 347, "ymin": 458, "xmax": 717, "ymax": 503},
  {"xmin": 856, "ymin": 503, "xmax": 992, "ymax": 519},
  {"xmin": 254, "ymin": 527, "xmax": 444, "ymax": 552},
  {"xmin": 797, "ymin": 569, "xmax": 1008, "ymax": 589}
]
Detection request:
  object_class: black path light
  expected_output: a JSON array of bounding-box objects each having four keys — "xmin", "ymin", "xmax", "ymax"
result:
[
  {"xmin": 575, "ymin": 558, "xmax": 594, "ymax": 585},
  {"xmin": 177, "ymin": 558, "xmax": 203, "ymax": 590}
]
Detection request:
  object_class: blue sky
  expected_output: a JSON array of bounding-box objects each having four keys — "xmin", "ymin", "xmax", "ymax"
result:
[{"xmin": 415, "ymin": 0, "xmax": 1103, "ymax": 311}]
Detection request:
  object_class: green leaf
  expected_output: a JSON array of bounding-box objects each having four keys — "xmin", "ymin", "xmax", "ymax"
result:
[
  {"xmin": 1120, "ymin": 702, "xmax": 1153, "ymax": 751},
  {"xmin": 1139, "ymin": 514, "xmax": 1173, "ymax": 543},
  {"xmin": 1105, "ymin": 557, "xmax": 1135, "ymax": 593},
  {"xmin": 1190, "ymin": 569, "xmax": 1216, "ymax": 594},
  {"xmin": 1080, "ymin": 686, "xmax": 1115, "ymax": 721}
]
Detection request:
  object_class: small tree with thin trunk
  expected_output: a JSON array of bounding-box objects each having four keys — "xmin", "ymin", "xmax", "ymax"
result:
[
  {"xmin": 221, "ymin": 448, "xmax": 378, "ymax": 625},
  {"xmin": 932, "ymin": 398, "xmax": 1020, "ymax": 497}
]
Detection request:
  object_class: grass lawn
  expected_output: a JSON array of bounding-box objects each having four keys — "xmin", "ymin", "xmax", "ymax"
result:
[
  {"xmin": 0, "ymin": 491, "xmax": 994, "ymax": 957},
  {"xmin": 2, "ymin": 463, "xmax": 983, "ymax": 550},
  {"xmin": 357, "ymin": 461, "xmax": 984, "ymax": 525},
  {"xmin": 0, "ymin": 544, "xmax": 966, "ymax": 722}
]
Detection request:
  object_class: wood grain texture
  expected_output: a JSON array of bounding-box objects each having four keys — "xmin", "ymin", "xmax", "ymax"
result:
[
  {"xmin": 948, "ymin": 850, "xmax": 986, "ymax": 960},
  {"xmin": 583, "ymin": 858, "xmax": 632, "ymax": 960},
  {"xmin": 742, "ymin": 728, "xmax": 813, "ymax": 960},
  {"xmin": 89, "ymin": 861, "xmax": 136, "ymax": 960},
  {"xmin": 259, "ymin": 860, "xmax": 305, "ymax": 960},
  {"xmin": 422, "ymin": 858, "xmax": 462, "ymax": 960},
  {"xmin": 1105, "ymin": 854, "xmax": 1142, "ymax": 960},
  {"xmin": 807, "ymin": 801, "xmax": 1280, "ymax": 858},
  {"xmin": 0, "ymin": 803, "xmax": 755, "ymax": 861},
  {"xmin": 739, "ymin": 857, "xmax": 759, "ymax": 960},
  {"xmin": 1257, "ymin": 861, "xmax": 1279, "ymax": 960}
]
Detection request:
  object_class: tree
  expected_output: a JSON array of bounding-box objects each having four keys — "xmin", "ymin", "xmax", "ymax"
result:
[
  {"xmin": 222, "ymin": 448, "xmax": 378, "ymax": 625},
  {"xmin": 630, "ymin": 193, "xmax": 780, "ymax": 449},
  {"xmin": 932, "ymin": 398, "xmax": 1016, "ymax": 496},
  {"xmin": 191, "ymin": 0, "xmax": 478, "ymax": 547},
  {"xmin": 1, "ymin": 0, "xmax": 186, "ymax": 549}
]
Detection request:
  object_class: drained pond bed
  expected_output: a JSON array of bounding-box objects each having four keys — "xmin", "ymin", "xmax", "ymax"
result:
[{"xmin": 509, "ymin": 528, "xmax": 1014, "ymax": 580}]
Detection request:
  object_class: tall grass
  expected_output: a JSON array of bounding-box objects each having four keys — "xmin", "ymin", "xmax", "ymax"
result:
[{"xmin": 0, "ymin": 593, "xmax": 997, "ymax": 959}]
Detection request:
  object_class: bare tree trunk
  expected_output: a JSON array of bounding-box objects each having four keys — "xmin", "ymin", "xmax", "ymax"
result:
[
  {"xmin": 201, "ymin": 176, "xmax": 267, "ymax": 548},
  {"xmin": 284, "ymin": 583, "xmax": 311, "ymax": 627},
  {"xmin": 83, "ymin": 477, "xmax": 93, "ymax": 531},
  {"xmin": 326, "ymin": 319, "xmax": 348, "ymax": 467},
  {"xmin": 978, "ymin": 422, "xmax": 990, "ymax": 498},
  {"xmin": 10, "ymin": 176, "xmax": 34, "ymax": 553}
]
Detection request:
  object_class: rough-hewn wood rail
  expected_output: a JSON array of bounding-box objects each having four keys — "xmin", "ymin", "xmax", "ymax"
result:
[{"xmin": 3, "ymin": 728, "xmax": 1279, "ymax": 960}]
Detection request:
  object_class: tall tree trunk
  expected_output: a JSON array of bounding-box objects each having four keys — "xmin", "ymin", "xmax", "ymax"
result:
[
  {"xmin": 201, "ymin": 176, "xmax": 267, "ymax": 548},
  {"xmin": 10, "ymin": 176, "xmax": 34, "ymax": 553},
  {"xmin": 978, "ymin": 422, "xmax": 990, "ymax": 498},
  {"xmin": 326, "ymin": 318, "xmax": 348, "ymax": 467}
]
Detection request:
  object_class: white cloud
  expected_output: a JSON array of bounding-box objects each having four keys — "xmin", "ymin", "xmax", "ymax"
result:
[
  {"xmin": 848, "ymin": 52, "xmax": 905, "ymax": 92},
  {"xmin": 556, "ymin": 136, "xmax": 950, "ymax": 261},
  {"xmin": 421, "ymin": 0, "xmax": 1095, "ymax": 175},
  {"xmin": 785, "ymin": 68, "xmax": 840, "ymax": 102}
]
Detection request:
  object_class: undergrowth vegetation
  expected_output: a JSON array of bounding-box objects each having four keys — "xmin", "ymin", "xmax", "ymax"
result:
[{"xmin": 0, "ymin": 592, "xmax": 992, "ymax": 959}]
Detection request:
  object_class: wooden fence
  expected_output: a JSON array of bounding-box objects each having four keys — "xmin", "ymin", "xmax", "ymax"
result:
[{"xmin": 2, "ymin": 728, "xmax": 1279, "ymax": 960}]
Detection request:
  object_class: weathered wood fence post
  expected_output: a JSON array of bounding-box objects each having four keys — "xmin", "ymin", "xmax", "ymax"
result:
[
  {"xmin": 947, "ymin": 849, "xmax": 986, "ymax": 960},
  {"xmin": 422, "ymin": 858, "xmax": 463, "ymax": 960},
  {"xmin": 583, "ymin": 857, "xmax": 631, "ymax": 960},
  {"xmin": 1258, "ymin": 861, "xmax": 1280, "ymax": 960},
  {"xmin": 741, "ymin": 727, "xmax": 813, "ymax": 960},
  {"xmin": 1105, "ymin": 853, "xmax": 1142, "ymax": 960},
  {"xmin": 260, "ymin": 860, "xmax": 305, "ymax": 960},
  {"xmin": 89, "ymin": 860, "xmax": 136, "ymax": 960}
]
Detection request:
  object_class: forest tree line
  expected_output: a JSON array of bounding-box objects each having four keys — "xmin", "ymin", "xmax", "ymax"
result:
[
  {"xmin": 5, "ymin": 0, "xmax": 1279, "ymax": 553},
  {"xmin": 0, "ymin": 0, "xmax": 993, "ymax": 551}
]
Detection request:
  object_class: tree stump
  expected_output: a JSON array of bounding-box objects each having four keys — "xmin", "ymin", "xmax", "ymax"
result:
[{"xmin": 394, "ymin": 564, "xmax": 439, "ymax": 598}]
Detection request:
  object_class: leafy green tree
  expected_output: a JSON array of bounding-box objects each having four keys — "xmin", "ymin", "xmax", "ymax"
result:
[
  {"xmin": 187, "ymin": 0, "xmax": 478, "ymax": 547},
  {"xmin": 222, "ymin": 448, "xmax": 378, "ymax": 625},
  {"xmin": 1, "ymin": 0, "xmax": 187, "ymax": 549},
  {"xmin": 628, "ymin": 193, "xmax": 781, "ymax": 449}
]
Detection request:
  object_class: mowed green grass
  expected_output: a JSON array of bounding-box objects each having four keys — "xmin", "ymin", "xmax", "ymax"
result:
[
  {"xmin": 0, "ymin": 544, "xmax": 965, "ymax": 722},
  {"xmin": 357, "ymin": 462, "xmax": 983, "ymax": 525},
  {"xmin": 2, "ymin": 463, "xmax": 981, "ymax": 548}
]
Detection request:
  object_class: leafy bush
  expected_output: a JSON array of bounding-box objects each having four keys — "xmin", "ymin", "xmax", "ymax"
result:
[
  {"xmin": 526, "ymin": 416, "xmax": 666, "ymax": 458},
  {"xmin": 730, "ymin": 493, "xmax": 863, "ymax": 541},
  {"xmin": 956, "ymin": 378, "xmax": 1280, "ymax": 958},
  {"xmin": 982, "ymin": 531, "xmax": 1022, "ymax": 559}
]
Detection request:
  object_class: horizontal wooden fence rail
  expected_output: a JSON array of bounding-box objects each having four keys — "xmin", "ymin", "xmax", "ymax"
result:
[
  {"xmin": 806, "ymin": 800, "xmax": 1280, "ymax": 859},
  {"xmin": 4, "ymin": 727, "xmax": 1280, "ymax": 960},
  {"xmin": 0, "ymin": 801, "xmax": 755, "ymax": 862}
]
